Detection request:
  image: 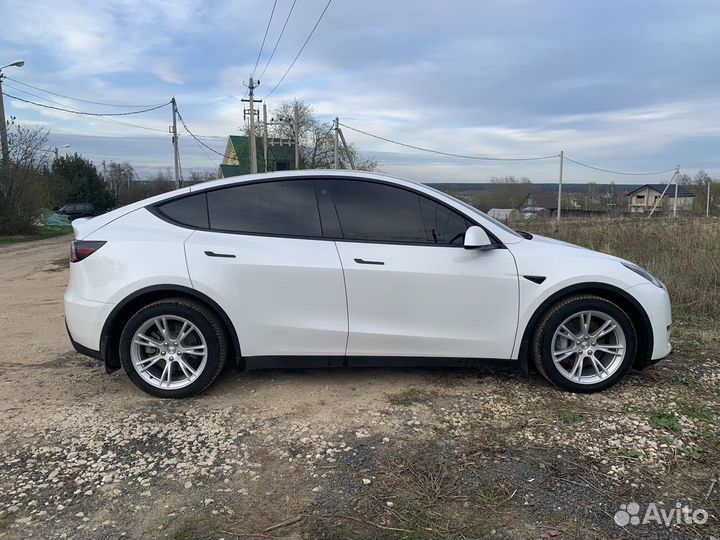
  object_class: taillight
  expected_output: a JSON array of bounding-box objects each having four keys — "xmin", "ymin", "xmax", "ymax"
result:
[{"xmin": 70, "ymin": 241, "xmax": 106, "ymax": 263}]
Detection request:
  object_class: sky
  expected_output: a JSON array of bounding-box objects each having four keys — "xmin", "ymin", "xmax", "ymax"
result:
[{"xmin": 1, "ymin": 0, "xmax": 719, "ymax": 183}]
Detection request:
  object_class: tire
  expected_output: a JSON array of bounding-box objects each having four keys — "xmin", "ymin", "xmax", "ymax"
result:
[
  {"xmin": 119, "ymin": 297, "xmax": 228, "ymax": 398},
  {"xmin": 532, "ymin": 294, "xmax": 637, "ymax": 393}
]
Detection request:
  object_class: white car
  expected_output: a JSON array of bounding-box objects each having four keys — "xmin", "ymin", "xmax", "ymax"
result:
[{"xmin": 64, "ymin": 170, "xmax": 672, "ymax": 398}]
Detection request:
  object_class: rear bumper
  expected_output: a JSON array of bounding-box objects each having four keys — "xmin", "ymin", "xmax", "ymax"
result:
[{"xmin": 66, "ymin": 321, "xmax": 103, "ymax": 361}]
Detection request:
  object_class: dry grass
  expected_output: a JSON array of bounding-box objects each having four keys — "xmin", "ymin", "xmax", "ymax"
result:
[{"xmin": 516, "ymin": 217, "xmax": 720, "ymax": 318}]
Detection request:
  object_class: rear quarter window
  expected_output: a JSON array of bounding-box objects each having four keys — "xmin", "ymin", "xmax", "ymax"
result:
[{"xmin": 155, "ymin": 193, "xmax": 209, "ymax": 229}]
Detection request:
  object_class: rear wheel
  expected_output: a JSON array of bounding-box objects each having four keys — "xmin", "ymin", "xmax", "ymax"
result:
[
  {"xmin": 119, "ymin": 298, "xmax": 227, "ymax": 398},
  {"xmin": 532, "ymin": 294, "xmax": 637, "ymax": 393}
]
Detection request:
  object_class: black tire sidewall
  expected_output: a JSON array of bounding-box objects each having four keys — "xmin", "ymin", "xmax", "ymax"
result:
[
  {"xmin": 539, "ymin": 297, "xmax": 636, "ymax": 393},
  {"xmin": 119, "ymin": 301, "xmax": 224, "ymax": 398}
]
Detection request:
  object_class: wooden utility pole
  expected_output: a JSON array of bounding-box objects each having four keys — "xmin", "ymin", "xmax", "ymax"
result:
[
  {"xmin": 708, "ymin": 180, "xmax": 712, "ymax": 217},
  {"xmin": 672, "ymin": 166, "xmax": 679, "ymax": 217},
  {"xmin": 241, "ymin": 77, "xmax": 260, "ymax": 174},
  {"xmin": 556, "ymin": 150, "xmax": 564, "ymax": 222},
  {"xmin": 334, "ymin": 117, "xmax": 339, "ymax": 169},
  {"xmin": 337, "ymin": 126, "xmax": 355, "ymax": 170},
  {"xmin": 0, "ymin": 75, "xmax": 9, "ymax": 165},
  {"xmin": 170, "ymin": 97, "xmax": 181, "ymax": 188}
]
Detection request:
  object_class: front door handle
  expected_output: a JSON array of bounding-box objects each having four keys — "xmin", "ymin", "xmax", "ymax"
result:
[
  {"xmin": 354, "ymin": 258, "xmax": 384, "ymax": 265},
  {"xmin": 205, "ymin": 251, "xmax": 236, "ymax": 258}
]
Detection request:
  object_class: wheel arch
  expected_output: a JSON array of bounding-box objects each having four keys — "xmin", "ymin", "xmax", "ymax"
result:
[
  {"xmin": 516, "ymin": 282, "xmax": 653, "ymax": 374},
  {"xmin": 101, "ymin": 285, "xmax": 242, "ymax": 372}
]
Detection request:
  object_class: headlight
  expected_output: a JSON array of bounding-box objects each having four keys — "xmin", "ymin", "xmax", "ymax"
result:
[{"xmin": 621, "ymin": 261, "xmax": 663, "ymax": 288}]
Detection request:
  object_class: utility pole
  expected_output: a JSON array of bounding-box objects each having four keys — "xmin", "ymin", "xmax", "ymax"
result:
[
  {"xmin": 0, "ymin": 61, "xmax": 23, "ymax": 165},
  {"xmin": 293, "ymin": 105, "xmax": 300, "ymax": 170},
  {"xmin": 333, "ymin": 117, "xmax": 338, "ymax": 169},
  {"xmin": 672, "ymin": 165, "xmax": 679, "ymax": 218},
  {"xmin": 556, "ymin": 150, "xmax": 564, "ymax": 222},
  {"xmin": 337, "ymin": 126, "xmax": 356, "ymax": 170},
  {"xmin": 262, "ymin": 103, "xmax": 269, "ymax": 172},
  {"xmin": 170, "ymin": 98, "xmax": 181, "ymax": 189},
  {"xmin": 241, "ymin": 77, "xmax": 260, "ymax": 174},
  {"xmin": 708, "ymin": 180, "xmax": 712, "ymax": 217}
]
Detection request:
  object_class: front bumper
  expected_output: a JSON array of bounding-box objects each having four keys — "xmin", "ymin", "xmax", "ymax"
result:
[{"xmin": 626, "ymin": 282, "xmax": 673, "ymax": 367}]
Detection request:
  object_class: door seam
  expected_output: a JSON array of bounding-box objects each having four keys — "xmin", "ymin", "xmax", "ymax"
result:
[{"xmin": 333, "ymin": 240, "xmax": 351, "ymax": 355}]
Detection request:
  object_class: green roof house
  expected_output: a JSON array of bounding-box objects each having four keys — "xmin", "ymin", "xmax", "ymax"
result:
[{"xmin": 218, "ymin": 135, "xmax": 295, "ymax": 178}]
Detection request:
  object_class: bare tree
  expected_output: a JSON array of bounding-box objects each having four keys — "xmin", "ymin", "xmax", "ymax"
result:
[
  {"xmin": 270, "ymin": 100, "xmax": 377, "ymax": 171},
  {"xmin": 0, "ymin": 123, "xmax": 51, "ymax": 234}
]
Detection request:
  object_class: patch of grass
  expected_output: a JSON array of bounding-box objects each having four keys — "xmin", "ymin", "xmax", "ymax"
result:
[
  {"xmin": 679, "ymin": 404, "xmax": 712, "ymax": 420},
  {"xmin": 556, "ymin": 411, "xmax": 583, "ymax": 424},
  {"xmin": 618, "ymin": 448, "xmax": 643, "ymax": 459},
  {"xmin": 516, "ymin": 217, "xmax": 720, "ymax": 318},
  {"xmin": 0, "ymin": 226, "xmax": 72, "ymax": 245},
  {"xmin": 387, "ymin": 388, "xmax": 438, "ymax": 406},
  {"xmin": 661, "ymin": 435, "xmax": 675, "ymax": 445},
  {"xmin": 649, "ymin": 410, "xmax": 682, "ymax": 432},
  {"xmin": 680, "ymin": 447, "xmax": 704, "ymax": 460},
  {"xmin": 669, "ymin": 375, "xmax": 696, "ymax": 388}
]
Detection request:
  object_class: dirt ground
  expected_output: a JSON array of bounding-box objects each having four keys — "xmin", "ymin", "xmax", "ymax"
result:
[{"xmin": 0, "ymin": 235, "xmax": 718, "ymax": 539}]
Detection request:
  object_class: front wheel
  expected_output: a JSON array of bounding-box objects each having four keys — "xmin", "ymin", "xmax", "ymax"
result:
[
  {"xmin": 532, "ymin": 294, "xmax": 637, "ymax": 393},
  {"xmin": 119, "ymin": 298, "xmax": 228, "ymax": 398}
]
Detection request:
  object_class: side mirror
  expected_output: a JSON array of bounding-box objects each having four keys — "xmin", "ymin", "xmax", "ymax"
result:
[{"xmin": 464, "ymin": 226, "xmax": 494, "ymax": 250}]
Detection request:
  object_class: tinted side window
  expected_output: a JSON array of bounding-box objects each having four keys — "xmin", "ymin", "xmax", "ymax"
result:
[
  {"xmin": 207, "ymin": 180, "xmax": 321, "ymax": 237},
  {"xmin": 156, "ymin": 193, "xmax": 209, "ymax": 228},
  {"xmin": 329, "ymin": 180, "xmax": 467, "ymax": 244},
  {"xmin": 418, "ymin": 197, "xmax": 472, "ymax": 245}
]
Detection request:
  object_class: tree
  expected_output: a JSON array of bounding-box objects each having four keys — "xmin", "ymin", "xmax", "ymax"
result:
[
  {"xmin": 269, "ymin": 100, "xmax": 377, "ymax": 171},
  {"xmin": 0, "ymin": 123, "xmax": 52, "ymax": 234},
  {"xmin": 52, "ymin": 154, "xmax": 116, "ymax": 211}
]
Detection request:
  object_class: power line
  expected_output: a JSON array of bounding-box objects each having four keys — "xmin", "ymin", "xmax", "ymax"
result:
[
  {"xmin": 258, "ymin": 0, "xmax": 298, "ymax": 82},
  {"xmin": 339, "ymin": 122, "xmax": 560, "ymax": 161},
  {"xmin": 4, "ymin": 76, "xmax": 168, "ymax": 108},
  {"xmin": 252, "ymin": 0, "xmax": 279, "ymax": 79},
  {"xmin": 3, "ymin": 84, "xmax": 169, "ymax": 133},
  {"xmin": 263, "ymin": 0, "xmax": 333, "ymax": 99},
  {"xmin": 175, "ymin": 107, "xmax": 237, "ymax": 162},
  {"xmin": 4, "ymin": 93, "xmax": 170, "ymax": 116},
  {"xmin": 563, "ymin": 156, "xmax": 677, "ymax": 176}
]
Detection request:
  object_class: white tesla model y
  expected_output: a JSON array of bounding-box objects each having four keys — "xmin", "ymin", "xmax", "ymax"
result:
[{"xmin": 64, "ymin": 170, "xmax": 672, "ymax": 398}]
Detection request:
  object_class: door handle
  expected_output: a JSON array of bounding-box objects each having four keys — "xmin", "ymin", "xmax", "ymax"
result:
[
  {"xmin": 354, "ymin": 258, "xmax": 384, "ymax": 265},
  {"xmin": 204, "ymin": 251, "xmax": 236, "ymax": 258}
]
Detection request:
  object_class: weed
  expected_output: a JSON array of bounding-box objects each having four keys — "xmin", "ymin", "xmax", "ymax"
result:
[
  {"xmin": 556, "ymin": 411, "xmax": 583, "ymax": 424},
  {"xmin": 649, "ymin": 410, "xmax": 682, "ymax": 432},
  {"xmin": 669, "ymin": 375, "xmax": 696, "ymax": 388},
  {"xmin": 679, "ymin": 404, "xmax": 712, "ymax": 420}
]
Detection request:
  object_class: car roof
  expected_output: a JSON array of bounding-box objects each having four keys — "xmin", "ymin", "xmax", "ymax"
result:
[{"xmin": 187, "ymin": 169, "xmax": 418, "ymax": 193}]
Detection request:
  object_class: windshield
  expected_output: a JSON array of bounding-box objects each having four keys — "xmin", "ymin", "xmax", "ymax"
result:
[{"xmin": 423, "ymin": 185, "xmax": 523, "ymax": 239}]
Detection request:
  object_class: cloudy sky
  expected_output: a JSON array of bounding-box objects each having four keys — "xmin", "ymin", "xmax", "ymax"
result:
[{"xmin": 1, "ymin": 0, "xmax": 719, "ymax": 183}]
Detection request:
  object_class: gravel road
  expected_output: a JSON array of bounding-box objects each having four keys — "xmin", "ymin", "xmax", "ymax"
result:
[{"xmin": 0, "ymin": 235, "xmax": 717, "ymax": 539}]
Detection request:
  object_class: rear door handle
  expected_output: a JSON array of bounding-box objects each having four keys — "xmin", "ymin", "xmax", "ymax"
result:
[
  {"xmin": 204, "ymin": 251, "xmax": 236, "ymax": 258},
  {"xmin": 354, "ymin": 258, "xmax": 384, "ymax": 265}
]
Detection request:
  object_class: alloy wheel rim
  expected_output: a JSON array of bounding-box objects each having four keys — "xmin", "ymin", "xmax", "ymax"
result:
[
  {"xmin": 551, "ymin": 310, "xmax": 626, "ymax": 385},
  {"xmin": 130, "ymin": 315, "xmax": 208, "ymax": 390}
]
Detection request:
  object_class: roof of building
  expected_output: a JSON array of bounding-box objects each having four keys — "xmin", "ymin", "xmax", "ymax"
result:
[
  {"xmin": 522, "ymin": 192, "xmax": 560, "ymax": 210},
  {"xmin": 219, "ymin": 164, "xmax": 244, "ymax": 178},
  {"xmin": 626, "ymin": 184, "xmax": 696, "ymax": 197}
]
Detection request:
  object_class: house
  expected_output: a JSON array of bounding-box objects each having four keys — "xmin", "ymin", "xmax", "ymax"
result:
[
  {"xmin": 218, "ymin": 135, "xmax": 295, "ymax": 178},
  {"xmin": 487, "ymin": 208, "xmax": 519, "ymax": 222},
  {"xmin": 626, "ymin": 184, "xmax": 695, "ymax": 214}
]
